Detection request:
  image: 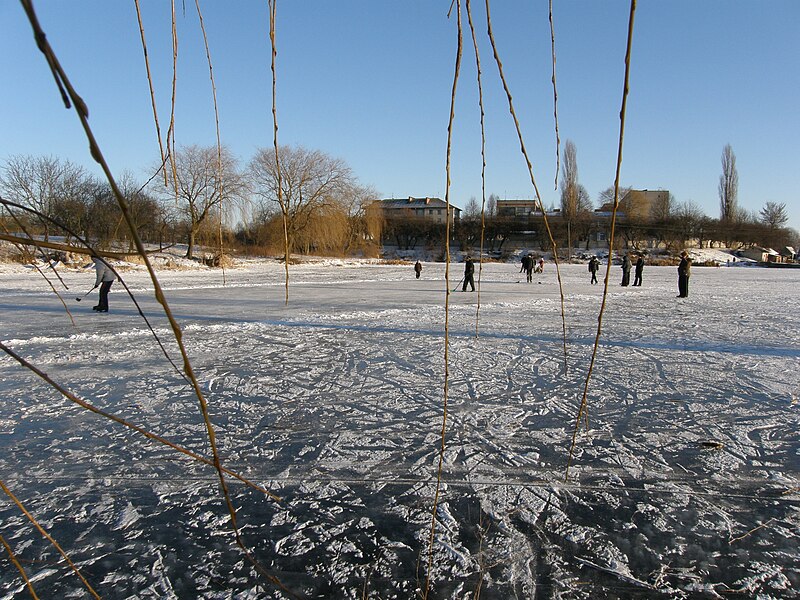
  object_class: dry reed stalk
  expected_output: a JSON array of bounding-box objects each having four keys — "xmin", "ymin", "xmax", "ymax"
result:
[
  {"xmin": 1, "ymin": 479, "xmax": 101, "ymax": 599},
  {"xmin": 566, "ymin": 0, "xmax": 637, "ymax": 481},
  {"xmin": 424, "ymin": 3, "xmax": 463, "ymax": 598}
]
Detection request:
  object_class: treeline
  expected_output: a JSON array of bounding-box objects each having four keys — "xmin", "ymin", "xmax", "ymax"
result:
[
  {"xmin": 0, "ymin": 146, "xmax": 382, "ymax": 261},
  {"xmin": 1, "ymin": 148, "xmax": 796, "ymax": 262}
]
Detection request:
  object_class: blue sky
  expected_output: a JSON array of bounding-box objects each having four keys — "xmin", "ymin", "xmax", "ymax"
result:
[{"xmin": 2, "ymin": 1, "xmax": 798, "ymax": 232}]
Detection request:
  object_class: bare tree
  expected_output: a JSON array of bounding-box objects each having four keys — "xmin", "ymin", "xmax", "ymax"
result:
[
  {"xmin": 463, "ymin": 196, "xmax": 480, "ymax": 218},
  {"xmin": 718, "ymin": 144, "xmax": 739, "ymax": 222},
  {"xmin": 249, "ymin": 145, "xmax": 365, "ymax": 255},
  {"xmin": 759, "ymin": 202, "xmax": 788, "ymax": 229},
  {"xmin": 0, "ymin": 155, "xmax": 88, "ymax": 241},
  {"xmin": 597, "ymin": 185, "xmax": 632, "ymax": 209},
  {"xmin": 486, "ymin": 193, "xmax": 498, "ymax": 218},
  {"xmin": 156, "ymin": 145, "xmax": 247, "ymax": 259}
]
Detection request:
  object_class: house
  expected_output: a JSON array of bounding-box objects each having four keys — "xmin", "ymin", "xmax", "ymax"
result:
[
  {"xmin": 738, "ymin": 247, "xmax": 780, "ymax": 263},
  {"xmin": 374, "ymin": 197, "xmax": 461, "ymax": 224},
  {"xmin": 496, "ymin": 199, "xmax": 540, "ymax": 218}
]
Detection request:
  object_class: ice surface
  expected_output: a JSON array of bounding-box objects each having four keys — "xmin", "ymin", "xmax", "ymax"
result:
[{"xmin": 1, "ymin": 256, "xmax": 798, "ymax": 598}]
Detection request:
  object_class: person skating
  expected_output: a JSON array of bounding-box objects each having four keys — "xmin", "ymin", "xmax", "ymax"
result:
[
  {"xmin": 620, "ymin": 254, "xmax": 631, "ymax": 287},
  {"xmin": 92, "ymin": 256, "xmax": 115, "ymax": 312},
  {"xmin": 462, "ymin": 255, "xmax": 475, "ymax": 292},
  {"xmin": 536, "ymin": 257, "xmax": 545, "ymax": 274},
  {"xmin": 588, "ymin": 256, "xmax": 599, "ymax": 284},
  {"xmin": 524, "ymin": 253, "xmax": 534, "ymax": 283},
  {"xmin": 633, "ymin": 255, "xmax": 644, "ymax": 286},
  {"xmin": 414, "ymin": 260, "xmax": 422, "ymax": 279},
  {"xmin": 677, "ymin": 250, "xmax": 691, "ymax": 298}
]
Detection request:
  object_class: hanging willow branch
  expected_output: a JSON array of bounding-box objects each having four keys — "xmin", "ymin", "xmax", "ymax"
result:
[
  {"xmin": 566, "ymin": 0, "xmax": 637, "ymax": 482},
  {"xmin": 466, "ymin": 0, "xmax": 488, "ymax": 339},
  {"xmin": 1, "ymin": 479, "xmax": 102, "ymax": 599},
  {"xmin": 483, "ymin": 0, "xmax": 569, "ymax": 375},
  {"xmin": 17, "ymin": 1, "xmax": 285, "ymax": 590},
  {"xmin": 549, "ymin": 0, "xmax": 561, "ymax": 191},
  {"xmin": 133, "ymin": 0, "xmax": 168, "ymax": 187},
  {"xmin": 193, "ymin": 0, "xmax": 227, "ymax": 285},
  {"xmin": 266, "ymin": 0, "xmax": 290, "ymax": 305},
  {"xmin": 423, "ymin": 2, "xmax": 462, "ymax": 598},
  {"xmin": 0, "ymin": 197, "xmax": 186, "ymax": 383}
]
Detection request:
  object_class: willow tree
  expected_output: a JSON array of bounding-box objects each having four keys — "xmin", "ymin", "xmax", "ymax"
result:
[{"xmin": 249, "ymin": 145, "xmax": 368, "ymax": 256}]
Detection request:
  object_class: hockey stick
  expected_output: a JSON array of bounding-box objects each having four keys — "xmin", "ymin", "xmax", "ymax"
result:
[{"xmin": 75, "ymin": 285, "xmax": 97, "ymax": 302}]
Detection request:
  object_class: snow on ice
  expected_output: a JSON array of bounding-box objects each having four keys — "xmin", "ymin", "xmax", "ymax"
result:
[{"xmin": 0, "ymin": 253, "xmax": 798, "ymax": 599}]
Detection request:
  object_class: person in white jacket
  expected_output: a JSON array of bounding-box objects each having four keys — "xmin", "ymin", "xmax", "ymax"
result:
[{"xmin": 92, "ymin": 256, "xmax": 115, "ymax": 312}]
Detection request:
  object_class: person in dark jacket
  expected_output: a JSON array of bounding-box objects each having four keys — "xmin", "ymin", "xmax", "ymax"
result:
[
  {"xmin": 677, "ymin": 250, "xmax": 692, "ymax": 298},
  {"xmin": 588, "ymin": 256, "xmax": 599, "ymax": 284},
  {"xmin": 414, "ymin": 260, "xmax": 423, "ymax": 279},
  {"xmin": 92, "ymin": 256, "xmax": 115, "ymax": 312},
  {"xmin": 524, "ymin": 253, "xmax": 534, "ymax": 283},
  {"xmin": 633, "ymin": 255, "xmax": 645, "ymax": 286},
  {"xmin": 462, "ymin": 255, "xmax": 475, "ymax": 292},
  {"xmin": 620, "ymin": 254, "xmax": 632, "ymax": 287}
]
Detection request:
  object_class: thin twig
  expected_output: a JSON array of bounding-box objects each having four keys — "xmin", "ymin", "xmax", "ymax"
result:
[{"xmin": 729, "ymin": 518, "xmax": 776, "ymax": 543}]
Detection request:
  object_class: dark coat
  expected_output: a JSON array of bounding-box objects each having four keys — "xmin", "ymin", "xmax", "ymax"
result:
[
  {"xmin": 464, "ymin": 258, "xmax": 475, "ymax": 276},
  {"xmin": 621, "ymin": 256, "xmax": 632, "ymax": 273},
  {"xmin": 678, "ymin": 256, "xmax": 691, "ymax": 277}
]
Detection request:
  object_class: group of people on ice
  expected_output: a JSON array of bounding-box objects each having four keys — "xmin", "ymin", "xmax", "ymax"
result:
[
  {"xmin": 446, "ymin": 250, "xmax": 692, "ymax": 298},
  {"xmin": 618, "ymin": 254, "xmax": 646, "ymax": 287},
  {"xmin": 519, "ymin": 253, "xmax": 545, "ymax": 283}
]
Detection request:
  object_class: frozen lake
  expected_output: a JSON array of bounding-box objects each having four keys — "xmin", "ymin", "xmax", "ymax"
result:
[{"xmin": 1, "ymin": 258, "xmax": 799, "ymax": 598}]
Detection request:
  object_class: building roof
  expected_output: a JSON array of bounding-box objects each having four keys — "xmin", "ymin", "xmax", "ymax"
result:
[{"xmin": 378, "ymin": 197, "xmax": 459, "ymax": 211}]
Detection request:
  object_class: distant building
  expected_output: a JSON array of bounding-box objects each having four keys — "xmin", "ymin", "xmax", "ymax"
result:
[
  {"xmin": 595, "ymin": 189, "xmax": 669, "ymax": 220},
  {"xmin": 496, "ymin": 199, "xmax": 540, "ymax": 218},
  {"xmin": 374, "ymin": 197, "xmax": 461, "ymax": 224}
]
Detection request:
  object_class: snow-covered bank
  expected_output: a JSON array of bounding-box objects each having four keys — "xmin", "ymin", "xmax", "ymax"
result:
[{"xmin": 1, "ymin": 260, "xmax": 798, "ymax": 599}]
